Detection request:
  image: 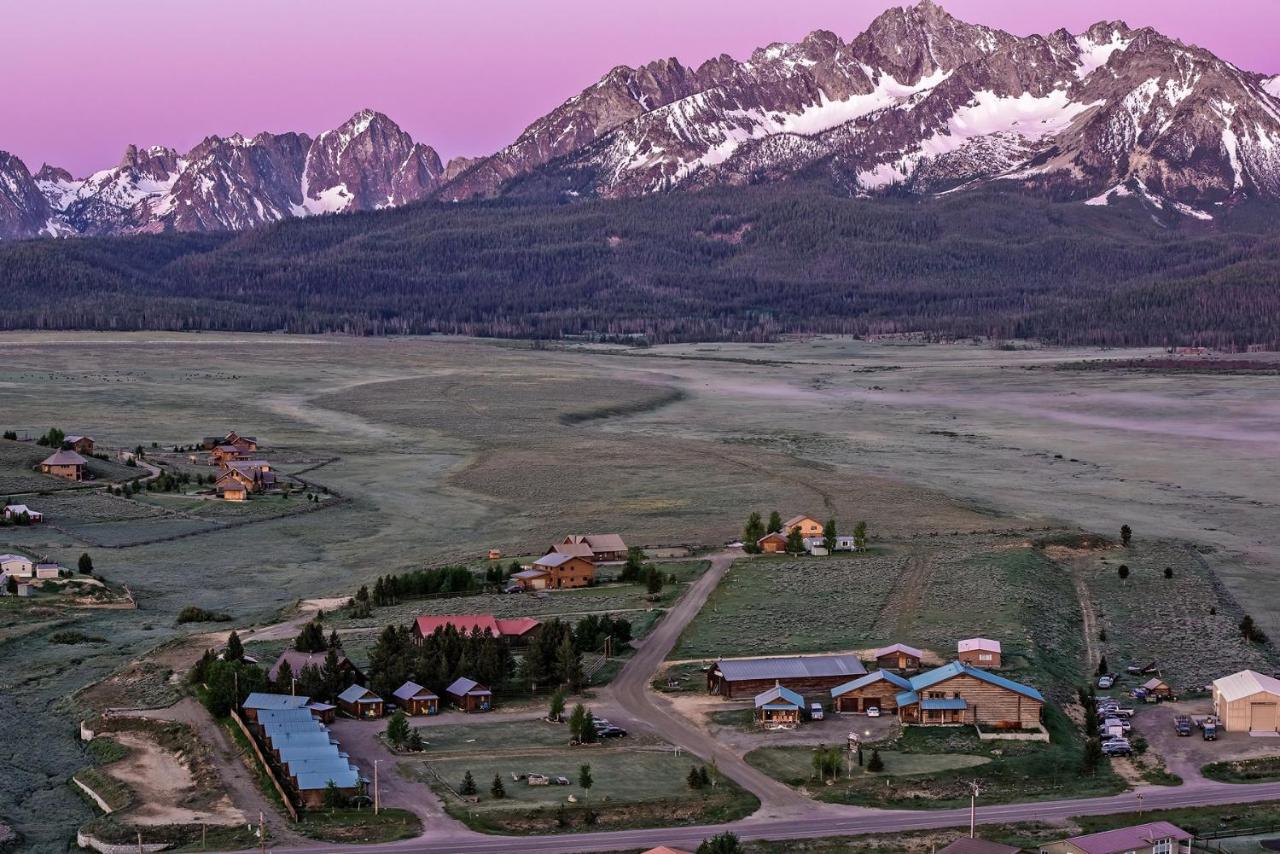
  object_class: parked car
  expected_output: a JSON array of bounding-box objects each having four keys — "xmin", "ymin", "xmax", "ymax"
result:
[
  {"xmin": 866, "ymin": 706, "xmax": 881, "ymax": 718},
  {"xmin": 598, "ymin": 725, "xmax": 628, "ymax": 738},
  {"xmin": 527, "ymin": 773, "xmax": 550, "ymax": 786},
  {"xmin": 1174, "ymin": 715, "xmax": 1193, "ymax": 736},
  {"xmin": 810, "ymin": 703, "xmax": 825, "ymax": 721},
  {"xmin": 503, "ymin": 583, "xmax": 521, "ymax": 594},
  {"xmin": 1097, "ymin": 674, "xmax": 1116, "ymax": 689},
  {"xmin": 1102, "ymin": 738, "xmax": 1132, "ymax": 757},
  {"xmin": 1202, "ymin": 717, "xmax": 1219, "ymax": 741}
]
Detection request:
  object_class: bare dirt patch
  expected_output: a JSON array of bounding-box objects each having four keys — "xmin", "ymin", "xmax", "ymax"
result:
[{"xmin": 104, "ymin": 732, "xmax": 244, "ymax": 827}]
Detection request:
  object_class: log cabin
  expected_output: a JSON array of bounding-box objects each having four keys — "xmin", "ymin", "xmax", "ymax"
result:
[
  {"xmin": 393, "ymin": 681, "xmax": 440, "ymax": 715},
  {"xmin": 708, "ymin": 654, "xmax": 866, "ymax": 700},
  {"xmin": 873, "ymin": 643, "xmax": 923, "ymax": 673},
  {"xmin": 893, "ymin": 662, "xmax": 1044, "ymax": 729},
  {"xmin": 754, "ymin": 683, "xmax": 804, "ymax": 727},
  {"xmin": 830, "ymin": 670, "xmax": 913, "ymax": 714}
]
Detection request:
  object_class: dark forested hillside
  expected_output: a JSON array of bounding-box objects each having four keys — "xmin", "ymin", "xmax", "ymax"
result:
[{"xmin": 1, "ymin": 183, "xmax": 1278, "ymax": 349}]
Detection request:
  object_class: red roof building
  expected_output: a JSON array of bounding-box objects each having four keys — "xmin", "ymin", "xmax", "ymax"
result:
[{"xmin": 412, "ymin": 614, "xmax": 541, "ymax": 643}]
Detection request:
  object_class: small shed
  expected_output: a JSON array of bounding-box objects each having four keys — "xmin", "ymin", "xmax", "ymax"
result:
[
  {"xmin": 754, "ymin": 682, "xmax": 804, "ymax": 727},
  {"xmin": 756, "ymin": 531, "xmax": 788, "ymax": 554},
  {"xmin": 3, "ymin": 505, "xmax": 43, "ymax": 523},
  {"xmin": 957, "ymin": 638, "xmax": 1002, "ymax": 669},
  {"xmin": 307, "ymin": 702, "xmax": 337, "ymax": 724},
  {"xmin": 874, "ymin": 643, "xmax": 923, "ymax": 672},
  {"xmin": 1142, "ymin": 676, "xmax": 1173, "ymax": 700},
  {"xmin": 446, "ymin": 677, "xmax": 492, "ymax": 713},
  {"xmin": 393, "ymin": 681, "xmax": 440, "ymax": 716},
  {"xmin": 337, "ymin": 684, "xmax": 384, "ymax": 719}
]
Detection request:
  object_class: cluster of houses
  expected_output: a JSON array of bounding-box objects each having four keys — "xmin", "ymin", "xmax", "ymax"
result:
[
  {"xmin": 202, "ymin": 431, "xmax": 277, "ymax": 501},
  {"xmin": 0, "ymin": 552, "xmax": 65, "ymax": 596},
  {"xmin": 241, "ymin": 692, "xmax": 361, "ymax": 808},
  {"xmin": 508, "ymin": 533, "xmax": 628, "ymax": 591},
  {"xmin": 709, "ymin": 636, "xmax": 1045, "ymax": 733},
  {"xmin": 756, "ymin": 514, "xmax": 858, "ymax": 555}
]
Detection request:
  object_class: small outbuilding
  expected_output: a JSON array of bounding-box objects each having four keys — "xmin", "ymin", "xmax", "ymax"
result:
[
  {"xmin": 957, "ymin": 638, "xmax": 1002, "ymax": 669},
  {"xmin": 393, "ymin": 681, "xmax": 440, "ymax": 716},
  {"xmin": 65, "ymin": 435, "xmax": 95, "ymax": 455},
  {"xmin": 446, "ymin": 677, "xmax": 492, "ymax": 712},
  {"xmin": 830, "ymin": 669, "xmax": 913, "ymax": 714},
  {"xmin": 755, "ymin": 531, "xmax": 788, "ymax": 554},
  {"xmin": 3, "ymin": 504, "xmax": 43, "ymax": 523},
  {"xmin": 1212, "ymin": 670, "xmax": 1280, "ymax": 732},
  {"xmin": 1142, "ymin": 676, "xmax": 1173, "ymax": 700},
  {"xmin": 754, "ymin": 683, "xmax": 805, "ymax": 727},
  {"xmin": 337, "ymin": 684, "xmax": 383, "ymax": 719},
  {"xmin": 873, "ymin": 643, "xmax": 923, "ymax": 673}
]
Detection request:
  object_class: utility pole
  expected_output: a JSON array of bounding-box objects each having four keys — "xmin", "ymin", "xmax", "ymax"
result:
[
  {"xmin": 137, "ymin": 830, "xmax": 144, "ymax": 854},
  {"xmin": 258, "ymin": 811, "xmax": 265, "ymax": 854},
  {"xmin": 374, "ymin": 759, "xmax": 381, "ymax": 815},
  {"xmin": 969, "ymin": 781, "xmax": 982, "ymax": 838},
  {"xmin": 291, "ymin": 676, "xmax": 296, "ymax": 696}
]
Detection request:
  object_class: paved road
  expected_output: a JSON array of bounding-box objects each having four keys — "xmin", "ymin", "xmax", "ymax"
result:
[{"xmin": 602, "ymin": 550, "xmax": 819, "ymax": 817}]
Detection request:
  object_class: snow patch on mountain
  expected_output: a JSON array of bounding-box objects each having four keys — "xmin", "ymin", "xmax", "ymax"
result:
[
  {"xmin": 1075, "ymin": 31, "xmax": 1132, "ymax": 79},
  {"xmin": 1264, "ymin": 76, "xmax": 1280, "ymax": 99}
]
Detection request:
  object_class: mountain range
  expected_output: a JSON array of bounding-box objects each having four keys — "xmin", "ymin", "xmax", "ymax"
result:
[{"xmin": 2, "ymin": 0, "xmax": 1279, "ymax": 240}]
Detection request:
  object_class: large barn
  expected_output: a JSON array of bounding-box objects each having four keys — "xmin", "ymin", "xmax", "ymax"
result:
[
  {"xmin": 1212, "ymin": 670, "xmax": 1280, "ymax": 732},
  {"xmin": 708, "ymin": 654, "xmax": 866, "ymax": 699}
]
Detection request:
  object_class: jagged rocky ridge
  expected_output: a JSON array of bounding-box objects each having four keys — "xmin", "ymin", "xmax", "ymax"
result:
[{"xmin": 2, "ymin": 1, "xmax": 1278, "ymax": 239}]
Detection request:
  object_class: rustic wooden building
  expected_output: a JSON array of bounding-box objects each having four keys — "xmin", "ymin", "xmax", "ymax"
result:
[
  {"xmin": 756, "ymin": 531, "xmax": 788, "ymax": 554},
  {"xmin": 514, "ymin": 553, "xmax": 595, "ymax": 590},
  {"xmin": 754, "ymin": 683, "xmax": 804, "ymax": 727},
  {"xmin": 446, "ymin": 677, "xmax": 492, "ymax": 712},
  {"xmin": 560, "ymin": 534, "xmax": 628, "ymax": 562},
  {"xmin": 65, "ymin": 435, "xmax": 95, "ymax": 455},
  {"xmin": 240, "ymin": 692, "xmax": 312, "ymax": 723},
  {"xmin": 708, "ymin": 654, "xmax": 866, "ymax": 700},
  {"xmin": 957, "ymin": 638, "xmax": 1003, "ymax": 669},
  {"xmin": 337, "ymin": 684, "xmax": 383, "ymax": 719},
  {"xmin": 224, "ymin": 431, "xmax": 259, "ymax": 453},
  {"xmin": 830, "ymin": 670, "xmax": 913, "ymax": 714},
  {"xmin": 784, "ymin": 515, "xmax": 824, "ymax": 538},
  {"xmin": 873, "ymin": 643, "xmax": 923, "ymax": 673},
  {"xmin": 412, "ymin": 614, "xmax": 540, "ymax": 645},
  {"xmin": 894, "ymin": 662, "xmax": 1044, "ymax": 728},
  {"xmin": 1142, "ymin": 676, "xmax": 1173, "ymax": 700},
  {"xmin": 40, "ymin": 450, "xmax": 87, "ymax": 481},
  {"xmin": 393, "ymin": 681, "xmax": 440, "ymax": 716}
]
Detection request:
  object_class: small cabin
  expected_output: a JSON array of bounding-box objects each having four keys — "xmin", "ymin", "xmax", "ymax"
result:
[
  {"xmin": 393, "ymin": 681, "xmax": 440, "ymax": 716},
  {"xmin": 957, "ymin": 638, "xmax": 1002, "ymax": 669},
  {"xmin": 756, "ymin": 531, "xmax": 788, "ymax": 554},
  {"xmin": 337, "ymin": 684, "xmax": 383, "ymax": 719},
  {"xmin": 446, "ymin": 677, "xmax": 492, "ymax": 713},
  {"xmin": 754, "ymin": 683, "xmax": 804, "ymax": 727},
  {"xmin": 873, "ymin": 643, "xmax": 923, "ymax": 673}
]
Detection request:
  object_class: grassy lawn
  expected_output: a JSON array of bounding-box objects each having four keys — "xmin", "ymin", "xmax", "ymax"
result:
[
  {"xmin": 670, "ymin": 552, "xmax": 905, "ymax": 659},
  {"xmin": 295, "ymin": 808, "xmax": 421, "ymax": 843},
  {"xmin": 412, "ymin": 743, "xmax": 757, "ymax": 833},
  {"xmin": 746, "ymin": 745, "xmax": 989, "ymax": 783},
  {"xmin": 754, "ymin": 709, "xmax": 1125, "ymax": 809},
  {"xmin": 1202, "ymin": 756, "xmax": 1280, "ymax": 784},
  {"xmin": 416, "ymin": 719, "xmax": 575, "ymax": 753}
]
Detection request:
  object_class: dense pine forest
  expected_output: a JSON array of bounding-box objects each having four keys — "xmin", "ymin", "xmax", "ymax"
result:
[{"xmin": 2, "ymin": 182, "xmax": 1278, "ymax": 349}]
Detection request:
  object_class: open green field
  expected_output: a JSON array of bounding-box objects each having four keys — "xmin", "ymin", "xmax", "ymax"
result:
[{"xmin": 750, "ymin": 710, "xmax": 1126, "ymax": 809}]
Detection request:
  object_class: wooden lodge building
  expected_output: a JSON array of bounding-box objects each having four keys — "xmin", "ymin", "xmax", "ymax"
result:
[
  {"xmin": 834, "ymin": 661, "xmax": 1044, "ymax": 729},
  {"xmin": 557, "ymin": 534, "xmax": 628, "ymax": 562},
  {"xmin": 412, "ymin": 614, "xmax": 541, "ymax": 645},
  {"xmin": 40, "ymin": 450, "xmax": 88, "ymax": 481},
  {"xmin": 65, "ymin": 435, "xmax": 95, "ymax": 455},
  {"xmin": 784, "ymin": 515, "xmax": 824, "ymax": 538},
  {"xmin": 754, "ymin": 683, "xmax": 805, "ymax": 727},
  {"xmin": 512, "ymin": 553, "xmax": 595, "ymax": 590},
  {"xmin": 708, "ymin": 654, "xmax": 866, "ymax": 700}
]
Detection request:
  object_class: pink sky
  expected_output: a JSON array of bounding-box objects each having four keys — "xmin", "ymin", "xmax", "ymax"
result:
[{"xmin": 7, "ymin": 0, "xmax": 1278, "ymax": 176}]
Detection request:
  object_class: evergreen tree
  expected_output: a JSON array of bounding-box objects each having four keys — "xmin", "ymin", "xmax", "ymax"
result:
[
  {"xmin": 77, "ymin": 553, "xmax": 94, "ymax": 575},
  {"xmin": 621, "ymin": 546, "xmax": 646, "ymax": 583},
  {"xmin": 697, "ymin": 832, "xmax": 743, "ymax": 854},
  {"xmin": 785, "ymin": 525, "xmax": 805, "ymax": 554},
  {"xmin": 557, "ymin": 633, "xmax": 584, "ymax": 691},
  {"xmin": 645, "ymin": 565, "xmax": 665, "ymax": 597},
  {"xmin": 578, "ymin": 763, "xmax": 593, "ymax": 803},
  {"xmin": 822, "ymin": 519, "xmax": 837, "ymax": 552},
  {"xmin": 1082, "ymin": 737, "xmax": 1104, "ymax": 773},
  {"xmin": 408, "ymin": 729, "xmax": 425, "ymax": 752},
  {"xmin": 866, "ymin": 749, "xmax": 885, "ymax": 773},
  {"xmin": 743, "ymin": 512, "xmax": 764, "ymax": 553},
  {"xmin": 491, "ymin": 773, "xmax": 506, "ymax": 799},
  {"xmin": 767, "ymin": 511, "xmax": 783, "ymax": 534},
  {"xmin": 274, "ymin": 659, "xmax": 295, "ymax": 694},
  {"xmin": 295, "ymin": 620, "xmax": 326, "ymax": 653},
  {"xmin": 688, "ymin": 766, "xmax": 706, "ymax": 789},
  {"xmin": 386, "ymin": 710, "xmax": 410, "ymax": 747},
  {"xmin": 1120, "ymin": 524, "xmax": 1132, "ymax": 547},
  {"xmin": 460, "ymin": 771, "xmax": 477, "ymax": 796},
  {"xmin": 1118, "ymin": 565, "xmax": 1130, "ymax": 581},
  {"xmin": 853, "ymin": 520, "xmax": 868, "ymax": 550},
  {"xmin": 548, "ymin": 690, "xmax": 566, "ymax": 723},
  {"xmin": 224, "ymin": 630, "xmax": 244, "ymax": 662}
]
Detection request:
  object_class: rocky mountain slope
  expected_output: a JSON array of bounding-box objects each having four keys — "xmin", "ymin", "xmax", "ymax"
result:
[
  {"xmin": 2, "ymin": 1, "xmax": 1278, "ymax": 239},
  {"xmin": 0, "ymin": 110, "xmax": 448, "ymax": 239}
]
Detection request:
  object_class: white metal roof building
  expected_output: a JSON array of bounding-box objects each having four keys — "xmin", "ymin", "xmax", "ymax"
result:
[{"xmin": 1212, "ymin": 669, "xmax": 1280, "ymax": 732}]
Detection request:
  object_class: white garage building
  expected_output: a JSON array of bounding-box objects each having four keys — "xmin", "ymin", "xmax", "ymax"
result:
[{"xmin": 1212, "ymin": 670, "xmax": 1280, "ymax": 732}]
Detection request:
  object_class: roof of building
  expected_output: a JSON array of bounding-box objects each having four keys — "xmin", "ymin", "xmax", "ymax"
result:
[
  {"xmin": 306, "ymin": 702, "xmax": 336, "ymax": 713},
  {"xmin": 413, "ymin": 614, "xmax": 541, "ymax": 639},
  {"xmin": 41, "ymin": 450, "xmax": 87, "ymax": 466},
  {"xmin": 582, "ymin": 533, "xmax": 627, "ymax": 553},
  {"xmin": 784, "ymin": 515, "xmax": 818, "ymax": 528},
  {"xmin": 243, "ymin": 692, "xmax": 312, "ymax": 711},
  {"xmin": 511, "ymin": 568, "xmax": 548, "ymax": 579},
  {"xmin": 446, "ymin": 677, "xmax": 490, "ymax": 696},
  {"xmin": 958, "ymin": 638, "xmax": 1002, "ymax": 654},
  {"xmin": 901, "ymin": 662, "xmax": 1044, "ymax": 704},
  {"xmin": 754, "ymin": 683, "xmax": 804, "ymax": 709},
  {"xmin": 534, "ymin": 552, "xmax": 591, "ymax": 569},
  {"xmin": 1213, "ymin": 669, "xmax": 1280, "ymax": 702},
  {"xmin": 269, "ymin": 649, "xmax": 352, "ymax": 683},
  {"xmin": 640, "ymin": 848, "xmax": 694, "ymax": 854},
  {"xmin": 4, "ymin": 504, "xmax": 39, "ymax": 516},
  {"xmin": 255, "ymin": 708, "xmax": 317, "ymax": 724},
  {"xmin": 715, "ymin": 654, "xmax": 867, "ymax": 683},
  {"xmin": 935, "ymin": 838, "xmax": 1022, "ymax": 854},
  {"xmin": 337, "ymin": 684, "xmax": 380, "ymax": 704},
  {"xmin": 276, "ymin": 745, "xmax": 346, "ymax": 763},
  {"xmin": 756, "ymin": 531, "xmax": 788, "ymax": 544},
  {"xmin": 548, "ymin": 541, "xmax": 595, "ymax": 558},
  {"xmin": 0, "ymin": 553, "xmax": 33, "ymax": 564},
  {"xmin": 267, "ymin": 731, "xmax": 333, "ymax": 746},
  {"xmin": 921, "ymin": 697, "xmax": 969, "ymax": 711},
  {"xmin": 830, "ymin": 670, "xmax": 913, "ymax": 698},
  {"xmin": 1143, "ymin": 677, "xmax": 1169, "ymax": 690},
  {"xmin": 393, "ymin": 681, "xmax": 438, "ymax": 702},
  {"xmin": 214, "ymin": 444, "xmax": 243, "ymax": 453},
  {"xmin": 65, "ymin": 435, "xmax": 92, "ymax": 443},
  {"xmin": 874, "ymin": 643, "xmax": 923, "ymax": 659},
  {"xmin": 262, "ymin": 720, "xmax": 326, "ymax": 737},
  {"xmin": 296, "ymin": 769, "xmax": 361, "ymax": 790},
  {"xmin": 1059, "ymin": 821, "xmax": 1191, "ymax": 854}
]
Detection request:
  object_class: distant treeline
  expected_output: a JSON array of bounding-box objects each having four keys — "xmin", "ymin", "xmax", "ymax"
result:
[{"xmin": 2, "ymin": 183, "xmax": 1279, "ymax": 349}]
